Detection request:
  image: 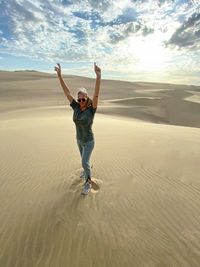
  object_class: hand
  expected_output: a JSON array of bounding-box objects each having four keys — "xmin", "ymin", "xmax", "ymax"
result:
[
  {"xmin": 94, "ymin": 62, "xmax": 101, "ymax": 78},
  {"xmin": 54, "ymin": 63, "xmax": 61, "ymax": 76}
]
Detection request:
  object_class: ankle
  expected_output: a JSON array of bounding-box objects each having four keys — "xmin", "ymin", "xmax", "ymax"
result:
[{"xmin": 86, "ymin": 177, "xmax": 92, "ymax": 183}]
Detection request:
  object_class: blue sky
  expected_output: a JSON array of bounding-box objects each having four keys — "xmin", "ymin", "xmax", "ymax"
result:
[{"xmin": 0, "ymin": 0, "xmax": 200, "ymax": 85}]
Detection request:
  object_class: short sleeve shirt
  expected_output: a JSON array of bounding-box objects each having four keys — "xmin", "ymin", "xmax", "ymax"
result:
[{"xmin": 70, "ymin": 99, "xmax": 97, "ymax": 143}]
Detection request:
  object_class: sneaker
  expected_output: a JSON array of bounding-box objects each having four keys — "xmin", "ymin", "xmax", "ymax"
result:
[
  {"xmin": 81, "ymin": 180, "xmax": 92, "ymax": 195},
  {"xmin": 80, "ymin": 170, "xmax": 86, "ymax": 179}
]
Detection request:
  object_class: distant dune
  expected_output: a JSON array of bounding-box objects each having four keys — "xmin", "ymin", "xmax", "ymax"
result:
[{"xmin": 0, "ymin": 70, "xmax": 199, "ymax": 127}]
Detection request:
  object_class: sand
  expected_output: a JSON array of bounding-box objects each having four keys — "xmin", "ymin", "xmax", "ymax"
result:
[{"xmin": 0, "ymin": 71, "xmax": 200, "ymax": 267}]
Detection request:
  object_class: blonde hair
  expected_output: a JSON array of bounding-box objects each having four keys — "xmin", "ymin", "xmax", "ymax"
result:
[
  {"xmin": 86, "ymin": 97, "xmax": 93, "ymax": 108},
  {"xmin": 77, "ymin": 87, "xmax": 88, "ymax": 95}
]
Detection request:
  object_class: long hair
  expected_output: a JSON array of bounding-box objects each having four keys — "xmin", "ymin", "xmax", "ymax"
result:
[{"xmin": 86, "ymin": 97, "xmax": 93, "ymax": 108}]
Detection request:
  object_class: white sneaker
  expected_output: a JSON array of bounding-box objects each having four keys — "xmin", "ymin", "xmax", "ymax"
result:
[{"xmin": 81, "ymin": 180, "xmax": 92, "ymax": 195}]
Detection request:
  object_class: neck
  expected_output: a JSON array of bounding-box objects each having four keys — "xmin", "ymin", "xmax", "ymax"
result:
[{"xmin": 80, "ymin": 106, "xmax": 86, "ymax": 111}]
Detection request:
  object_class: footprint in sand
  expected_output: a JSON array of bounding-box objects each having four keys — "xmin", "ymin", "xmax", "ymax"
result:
[{"xmin": 90, "ymin": 178, "xmax": 102, "ymax": 194}]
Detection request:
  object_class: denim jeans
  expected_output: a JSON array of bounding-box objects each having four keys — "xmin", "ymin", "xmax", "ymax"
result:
[{"xmin": 77, "ymin": 139, "xmax": 95, "ymax": 179}]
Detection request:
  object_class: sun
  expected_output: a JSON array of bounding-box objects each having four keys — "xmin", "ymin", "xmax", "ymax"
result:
[
  {"xmin": 137, "ymin": 42, "xmax": 166, "ymax": 71},
  {"xmin": 127, "ymin": 35, "xmax": 171, "ymax": 72}
]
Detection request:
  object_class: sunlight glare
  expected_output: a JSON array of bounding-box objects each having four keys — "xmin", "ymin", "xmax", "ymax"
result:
[{"xmin": 127, "ymin": 36, "xmax": 171, "ymax": 72}]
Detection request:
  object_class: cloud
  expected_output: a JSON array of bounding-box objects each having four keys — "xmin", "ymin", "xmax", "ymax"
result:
[
  {"xmin": 108, "ymin": 22, "xmax": 154, "ymax": 44},
  {"xmin": 167, "ymin": 12, "xmax": 200, "ymax": 49},
  {"xmin": 87, "ymin": 0, "xmax": 112, "ymax": 12},
  {"xmin": 0, "ymin": 0, "xmax": 155, "ymax": 61}
]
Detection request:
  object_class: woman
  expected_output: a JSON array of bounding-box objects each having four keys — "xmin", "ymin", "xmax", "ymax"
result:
[{"xmin": 54, "ymin": 62, "xmax": 101, "ymax": 195}]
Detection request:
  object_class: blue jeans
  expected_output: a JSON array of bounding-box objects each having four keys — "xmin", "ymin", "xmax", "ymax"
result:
[{"xmin": 77, "ymin": 139, "xmax": 94, "ymax": 179}]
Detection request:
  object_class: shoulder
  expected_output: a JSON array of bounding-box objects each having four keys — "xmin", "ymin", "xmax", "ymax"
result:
[
  {"xmin": 70, "ymin": 99, "xmax": 79, "ymax": 110},
  {"xmin": 89, "ymin": 104, "xmax": 97, "ymax": 115}
]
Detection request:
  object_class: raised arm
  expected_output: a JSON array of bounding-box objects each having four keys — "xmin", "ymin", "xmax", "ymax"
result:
[
  {"xmin": 92, "ymin": 62, "xmax": 101, "ymax": 109},
  {"xmin": 54, "ymin": 63, "xmax": 74, "ymax": 103}
]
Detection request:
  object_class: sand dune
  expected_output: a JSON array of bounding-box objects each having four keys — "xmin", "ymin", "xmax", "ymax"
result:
[
  {"xmin": 100, "ymin": 90, "xmax": 200, "ymax": 127},
  {"xmin": 0, "ymin": 71, "xmax": 200, "ymax": 266},
  {"xmin": 0, "ymin": 70, "xmax": 199, "ymax": 127}
]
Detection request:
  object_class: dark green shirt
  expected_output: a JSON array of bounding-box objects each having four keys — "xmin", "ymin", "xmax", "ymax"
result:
[{"xmin": 70, "ymin": 99, "xmax": 97, "ymax": 143}]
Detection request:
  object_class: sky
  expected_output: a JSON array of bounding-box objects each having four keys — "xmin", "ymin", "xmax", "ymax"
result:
[{"xmin": 0, "ymin": 0, "xmax": 200, "ymax": 85}]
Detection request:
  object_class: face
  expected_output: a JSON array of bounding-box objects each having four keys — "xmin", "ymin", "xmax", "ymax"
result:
[{"xmin": 77, "ymin": 92, "xmax": 88, "ymax": 108}]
